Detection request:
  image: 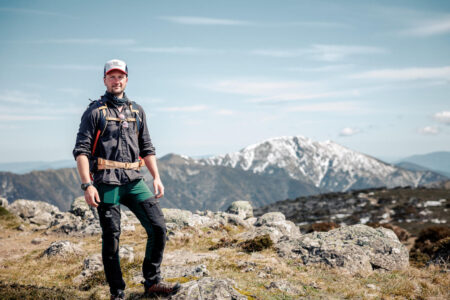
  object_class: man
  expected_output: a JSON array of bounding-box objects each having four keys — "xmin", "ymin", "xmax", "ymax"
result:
[{"xmin": 73, "ymin": 59, "xmax": 180, "ymax": 300}]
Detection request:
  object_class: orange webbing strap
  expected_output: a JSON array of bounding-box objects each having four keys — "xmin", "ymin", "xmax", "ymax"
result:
[
  {"xmin": 97, "ymin": 158, "xmax": 145, "ymax": 170},
  {"xmin": 105, "ymin": 117, "xmax": 136, "ymax": 122}
]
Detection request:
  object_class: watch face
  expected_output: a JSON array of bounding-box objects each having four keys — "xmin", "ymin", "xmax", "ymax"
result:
[{"xmin": 81, "ymin": 183, "xmax": 92, "ymax": 191}]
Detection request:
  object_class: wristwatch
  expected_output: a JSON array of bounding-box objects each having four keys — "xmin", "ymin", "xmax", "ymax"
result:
[{"xmin": 81, "ymin": 182, "xmax": 93, "ymax": 191}]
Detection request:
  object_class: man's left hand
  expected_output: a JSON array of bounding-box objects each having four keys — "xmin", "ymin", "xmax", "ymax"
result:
[{"xmin": 153, "ymin": 177, "xmax": 165, "ymax": 198}]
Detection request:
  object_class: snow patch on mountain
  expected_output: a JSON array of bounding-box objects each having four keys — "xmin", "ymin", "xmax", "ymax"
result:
[{"xmin": 197, "ymin": 135, "xmax": 444, "ymax": 191}]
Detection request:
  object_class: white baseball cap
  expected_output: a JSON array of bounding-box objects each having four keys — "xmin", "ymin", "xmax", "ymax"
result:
[{"xmin": 104, "ymin": 59, "xmax": 128, "ymax": 76}]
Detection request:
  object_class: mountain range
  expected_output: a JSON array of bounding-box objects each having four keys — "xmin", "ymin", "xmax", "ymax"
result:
[{"xmin": 0, "ymin": 136, "xmax": 447, "ymax": 212}]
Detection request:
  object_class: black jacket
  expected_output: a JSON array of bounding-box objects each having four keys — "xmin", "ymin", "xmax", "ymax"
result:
[{"xmin": 73, "ymin": 92, "xmax": 156, "ymax": 185}]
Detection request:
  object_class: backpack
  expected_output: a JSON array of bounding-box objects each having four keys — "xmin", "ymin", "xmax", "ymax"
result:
[
  {"xmin": 89, "ymin": 96, "xmax": 142, "ymax": 157},
  {"xmin": 88, "ymin": 96, "xmax": 144, "ymax": 178}
]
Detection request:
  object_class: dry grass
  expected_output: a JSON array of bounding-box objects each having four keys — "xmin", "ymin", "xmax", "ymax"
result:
[{"xmin": 0, "ymin": 215, "xmax": 449, "ymax": 300}]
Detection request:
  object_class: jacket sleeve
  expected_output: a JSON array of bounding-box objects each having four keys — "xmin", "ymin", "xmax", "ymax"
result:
[
  {"xmin": 73, "ymin": 104, "xmax": 97, "ymax": 160},
  {"xmin": 138, "ymin": 106, "xmax": 156, "ymax": 157}
]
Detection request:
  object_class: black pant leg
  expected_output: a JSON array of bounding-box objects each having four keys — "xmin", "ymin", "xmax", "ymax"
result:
[
  {"xmin": 124, "ymin": 198, "xmax": 167, "ymax": 286},
  {"xmin": 97, "ymin": 203, "xmax": 125, "ymax": 294}
]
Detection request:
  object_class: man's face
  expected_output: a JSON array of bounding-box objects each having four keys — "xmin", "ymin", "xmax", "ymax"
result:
[{"xmin": 104, "ymin": 70, "xmax": 128, "ymax": 96}]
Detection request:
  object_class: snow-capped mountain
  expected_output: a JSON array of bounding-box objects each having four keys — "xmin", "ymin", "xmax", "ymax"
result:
[{"xmin": 198, "ymin": 136, "xmax": 446, "ymax": 192}]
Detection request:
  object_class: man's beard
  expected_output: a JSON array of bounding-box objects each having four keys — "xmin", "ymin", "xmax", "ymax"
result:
[{"xmin": 110, "ymin": 87, "xmax": 124, "ymax": 97}]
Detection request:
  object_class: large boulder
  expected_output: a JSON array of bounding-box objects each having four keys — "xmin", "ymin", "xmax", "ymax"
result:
[
  {"xmin": 239, "ymin": 212, "xmax": 300, "ymax": 243},
  {"xmin": 276, "ymin": 224, "xmax": 409, "ymax": 274},
  {"xmin": 172, "ymin": 277, "xmax": 247, "ymax": 300},
  {"xmin": 226, "ymin": 201, "xmax": 253, "ymax": 219},
  {"xmin": 9, "ymin": 199, "xmax": 60, "ymax": 227}
]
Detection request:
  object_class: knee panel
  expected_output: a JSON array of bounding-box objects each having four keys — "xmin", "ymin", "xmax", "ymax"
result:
[{"xmin": 140, "ymin": 199, "xmax": 167, "ymax": 237}]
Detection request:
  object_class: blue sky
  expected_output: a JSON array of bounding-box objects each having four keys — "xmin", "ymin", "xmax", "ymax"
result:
[{"xmin": 0, "ymin": 0, "xmax": 449, "ymax": 163}]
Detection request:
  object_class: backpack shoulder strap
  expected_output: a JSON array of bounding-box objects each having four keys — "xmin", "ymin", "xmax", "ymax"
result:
[
  {"xmin": 129, "ymin": 101, "xmax": 142, "ymax": 135},
  {"xmin": 95, "ymin": 97, "xmax": 108, "ymax": 136},
  {"xmin": 90, "ymin": 97, "xmax": 108, "ymax": 158}
]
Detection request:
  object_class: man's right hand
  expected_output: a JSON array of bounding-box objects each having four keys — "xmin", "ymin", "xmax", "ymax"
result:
[{"xmin": 84, "ymin": 186, "xmax": 101, "ymax": 207}]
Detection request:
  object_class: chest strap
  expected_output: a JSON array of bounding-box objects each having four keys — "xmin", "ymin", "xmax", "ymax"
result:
[{"xmin": 97, "ymin": 158, "xmax": 145, "ymax": 170}]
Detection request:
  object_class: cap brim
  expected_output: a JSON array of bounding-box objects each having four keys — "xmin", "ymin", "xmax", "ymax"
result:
[{"xmin": 105, "ymin": 68, "xmax": 128, "ymax": 75}]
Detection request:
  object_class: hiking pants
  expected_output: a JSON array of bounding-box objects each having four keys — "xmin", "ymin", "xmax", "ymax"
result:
[{"xmin": 95, "ymin": 179, "xmax": 166, "ymax": 294}]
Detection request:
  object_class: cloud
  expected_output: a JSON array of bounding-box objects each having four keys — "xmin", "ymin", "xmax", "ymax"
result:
[
  {"xmin": 157, "ymin": 105, "xmax": 208, "ymax": 112},
  {"xmin": 35, "ymin": 64, "xmax": 98, "ymax": 71},
  {"xmin": 0, "ymin": 90, "xmax": 42, "ymax": 105},
  {"xmin": 249, "ymin": 90, "xmax": 359, "ymax": 104},
  {"xmin": 8, "ymin": 39, "xmax": 136, "ymax": 46},
  {"xmin": 0, "ymin": 114, "xmax": 62, "ymax": 121},
  {"xmin": 215, "ymin": 109, "xmax": 234, "ymax": 115},
  {"xmin": 401, "ymin": 16, "xmax": 450, "ymax": 36},
  {"xmin": 158, "ymin": 16, "xmax": 349, "ymax": 29},
  {"xmin": 252, "ymin": 44, "xmax": 386, "ymax": 61},
  {"xmin": 158, "ymin": 16, "xmax": 252, "ymax": 25},
  {"xmin": 129, "ymin": 47, "xmax": 221, "ymax": 55},
  {"xmin": 339, "ymin": 127, "xmax": 361, "ymax": 136},
  {"xmin": 350, "ymin": 66, "xmax": 450, "ymax": 81},
  {"xmin": 285, "ymin": 64, "xmax": 354, "ymax": 72},
  {"xmin": 206, "ymin": 79, "xmax": 314, "ymax": 96},
  {"xmin": 418, "ymin": 126, "xmax": 440, "ymax": 135},
  {"xmin": 434, "ymin": 111, "xmax": 450, "ymax": 125},
  {"xmin": 203, "ymin": 78, "xmax": 360, "ymax": 104},
  {"xmin": 285, "ymin": 101, "xmax": 361, "ymax": 112},
  {"xmin": 0, "ymin": 7, "xmax": 74, "ymax": 18}
]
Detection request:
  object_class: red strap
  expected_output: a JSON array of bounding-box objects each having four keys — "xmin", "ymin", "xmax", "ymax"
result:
[
  {"xmin": 92, "ymin": 130, "xmax": 101, "ymax": 156},
  {"xmin": 89, "ymin": 130, "xmax": 101, "ymax": 181}
]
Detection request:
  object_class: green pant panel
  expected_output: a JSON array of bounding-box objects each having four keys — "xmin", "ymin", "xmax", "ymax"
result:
[{"xmin": 95, "ymin": 179, "xmax": 154, "ymax": 205}]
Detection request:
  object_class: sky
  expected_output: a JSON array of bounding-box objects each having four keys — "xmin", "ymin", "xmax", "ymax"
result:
[{"xmin": 0, "ymin": 0, "xmax": 449, "ymax": 163}]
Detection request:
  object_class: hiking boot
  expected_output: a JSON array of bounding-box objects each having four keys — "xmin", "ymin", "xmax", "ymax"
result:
[
  {"xmin": 111, "ymin": 289, "xmax": 125, "ymax": 300},
  {"xmin": 145, "ymin": 282, "xmax": 181, "ymax": 296}
]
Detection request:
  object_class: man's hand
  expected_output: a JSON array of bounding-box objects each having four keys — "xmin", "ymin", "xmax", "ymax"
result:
[
  {"xmin": 153, "ymin": 177, "xmax": 165, "ymax": 199},
  {"xmin": 84, "ymin": 186, "xmax": 101, "ymax": 207}
]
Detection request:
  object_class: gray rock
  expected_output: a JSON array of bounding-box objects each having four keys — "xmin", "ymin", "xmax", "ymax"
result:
[
  {"xmin": 226, "ymin": 201, "xmax": 253, "ymax": 219},
  {"xmin": 255, "ymin": 212, "xmax": 286, "ymax": 226},
  {"xmin": 239, "ymin": 212, "xmax": 300, "ymax": 243},
  {"xmin": 29, "ymin": 212, "xmax": 53, "ymax": 226},
  {"xmin": 162, "ymin": 208, "xmax": 216, "ymax": 228},
  {"xmin": 221, "ymin": 213, "xmax": 249, "ymax": 228},
  {"xmin": 163, "ymin": 264, "xmax": 210, "ymax": 278},
  {"xmin": 0, "ymin": 197, "xmax": 8, "ymax": 208},
  {"xmin": 50, "ymin": 212, "xmax": 85, "ymax": 234},
  {"xmin": 265, "ymin": 280, "xmax": 300, "ymax": 294},
  {"xmin": 276, "ymin": 224, "xmax": 409, "ymax": 274},
  {"xmin": 43, "ymin": 240, "xmax": 83, "ymax": 257},
  {"xmin": 31, "ymin": 237, "xmax": 47, "ymax": 245},
  {"xmin": 172, "ymin": 277, "xmax": 247, "ymax": 300},
  {"xmin": 83, "ymin": 253, "xmax": 103, "ymax": 272},
  {"xmin": 79, "ymin": 223, "xmax": 102, "ymax": 235},
  {"xmin": 119, "ymin": 245, "xmax": 134, "ymax": 263},
  {"xmin": 70, "ymin": 196, "xmax": 98, "ymax": 220},
  {"xmin": 9, "ymin": 199, "xmax": 60, "ymax": 221},
  {"xmin": 73, "ymin": 253, "xmax": 103, "ymax": 285}
]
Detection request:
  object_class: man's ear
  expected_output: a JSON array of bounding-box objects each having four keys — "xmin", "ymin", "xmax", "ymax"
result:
[{"xmin": 103, "ymin": 77, "xmax": 107, "ymax": 86}]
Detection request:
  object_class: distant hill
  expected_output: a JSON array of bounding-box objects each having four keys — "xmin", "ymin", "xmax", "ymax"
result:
[
  {"xmin": 397, "ymin": 151, "xmax": 450, "ymax": 178},
  {"xmin": 0, "ymin": 160, "xmax": 75, "ymax": 174}
]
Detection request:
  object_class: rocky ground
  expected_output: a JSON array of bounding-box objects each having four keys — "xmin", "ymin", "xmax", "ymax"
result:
[
  {"xmin": 255, "ymin": 185, "xmax": 450, "ymax": 237},
  {"xmin": 0, "ymin": 197, "xmax": 448, "ymax": 299}
]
